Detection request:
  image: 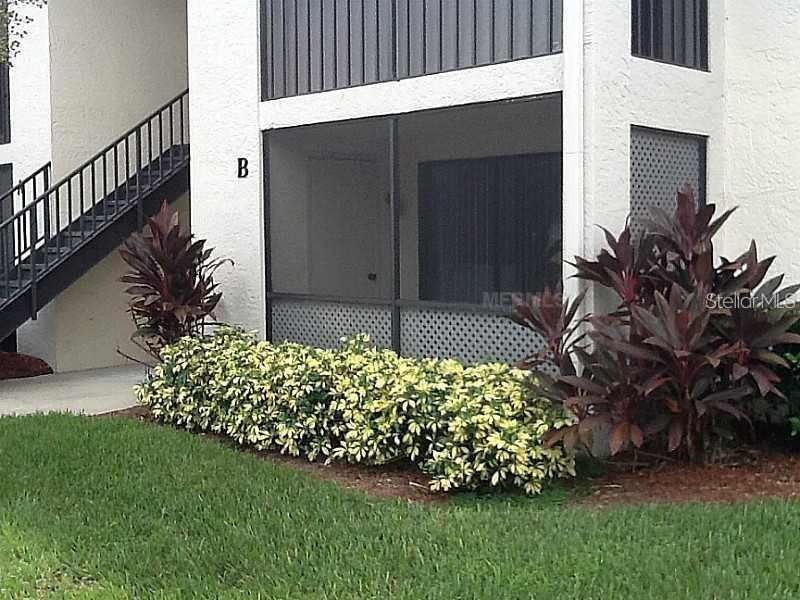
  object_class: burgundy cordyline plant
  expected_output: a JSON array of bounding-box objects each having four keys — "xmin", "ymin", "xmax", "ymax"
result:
[
  {"xmin": 513, "ymin": 188, "xmax": 800, "ymax": 463},
  {"xmin": 119, "ymin": 202, "xmax": 230, "ymax": 362}
]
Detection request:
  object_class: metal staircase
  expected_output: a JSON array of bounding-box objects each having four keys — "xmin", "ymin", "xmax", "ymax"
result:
[{"xmin": 0, "ymin": 90, "xmax": 190, "ymax": 342}]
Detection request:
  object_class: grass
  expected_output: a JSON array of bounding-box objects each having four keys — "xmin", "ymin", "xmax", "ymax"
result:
[{"xmin": 1, "ymin": 415, "xmax": 800, "ymax": 599}]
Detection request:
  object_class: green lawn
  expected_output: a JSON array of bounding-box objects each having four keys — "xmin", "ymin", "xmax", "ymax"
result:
[{"xmin": 1, "ymin": 415, "xmax": 799, "ymax": 599}]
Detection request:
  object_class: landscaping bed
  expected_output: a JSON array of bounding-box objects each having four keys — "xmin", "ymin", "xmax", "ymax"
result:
[
  {"xmin": 136, "ymin": 329, "xmax": 576, "ymax": 497},
  {"xmin": 580, "ymin": 451, "xmax": 800, "ymax": 507},
  {"xmin": 0, "ymin": 352, "xmax": 52, "ymax": 381},
  {"xmin": 115, "ymin": 405, "xmax": 800, "ymax": 508}
]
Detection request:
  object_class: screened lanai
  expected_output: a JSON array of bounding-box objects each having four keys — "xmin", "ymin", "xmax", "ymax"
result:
[{"xmin": 265, "ymin": 94, "xmax": 562, "ymax": 364}]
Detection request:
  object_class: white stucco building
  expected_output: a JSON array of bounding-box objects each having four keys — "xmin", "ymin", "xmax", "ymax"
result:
[
  {"xmin": 1, "ymin": 0, "xmax": 798, "ymax": 372},
  {"xmin": 0, "ymin": 1, "xmax": 52, "ymax": 352}
]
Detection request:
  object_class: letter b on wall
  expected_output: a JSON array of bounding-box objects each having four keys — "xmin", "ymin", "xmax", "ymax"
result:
[{"xmin": 238, "ymin": 158, "xmax": 249, "ymax": 179}]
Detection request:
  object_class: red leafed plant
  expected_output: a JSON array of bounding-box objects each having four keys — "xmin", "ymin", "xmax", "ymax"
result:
[
  {"xmin": 515, "ymin": 188, "xmax": 800, "ymax": 463},
  {"xmin": 119, "ymin": 202, "xmax": 231, "ymax": 361}
]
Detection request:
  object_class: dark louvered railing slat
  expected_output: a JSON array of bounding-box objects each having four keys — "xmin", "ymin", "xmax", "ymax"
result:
[{"xmin": 261, "ymin": 0, "xmax": 562, "ymax": 101}]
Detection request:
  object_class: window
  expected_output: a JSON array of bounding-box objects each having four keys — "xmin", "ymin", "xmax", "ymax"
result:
[
  {"xmin": 0, "ymin": 163, "xmax": 13, "ymax": 275},
  {"xmin": 630, "ymin": 126, "xmax": 707, "ymax": 238},
  {"xmin": 0, "ymin": 64, "xmax": 9, "ymax": 144},
  {"xmin": 631, "ymin": 0, "xmax": 708, "ymax": 70},
  {"xmin": 418, "ymin": 153, "xmax": 562, "ymax": 305}
]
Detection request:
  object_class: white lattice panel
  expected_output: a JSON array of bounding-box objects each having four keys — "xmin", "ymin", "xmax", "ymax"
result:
[
  {"xmin": 271, "ymin": 299, "xmax": 393, "ymax": 349},
  {"xmin": 400, "ymin": 307, "xmax": 546, "ymax": 365},
  {"xmin": 630, "ymin": 126, "xmax": 706, "ymax": 238}
]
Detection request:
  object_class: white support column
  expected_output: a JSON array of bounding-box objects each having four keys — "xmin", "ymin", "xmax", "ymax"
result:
[
  {"xmin": 187, "ymin": 0, "xmax": 266, "ymax": 337},
  {"xmin": 561, "ymin": 0, "xmax": 585, "ymax": 303}
]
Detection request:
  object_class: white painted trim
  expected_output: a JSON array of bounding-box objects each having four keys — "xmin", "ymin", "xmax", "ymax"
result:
[
  {"xmin": 561, "ymin": 0, "xmax": 585, "ymax": 301},
  {"xmin": 259, "ymin": 54, "xmax": 564, "ymax": 130}
]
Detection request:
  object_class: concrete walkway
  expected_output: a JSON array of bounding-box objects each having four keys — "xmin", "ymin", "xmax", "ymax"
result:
[{"xmin": 0, "ymin": 365, "xmax": 146, "ymax": 417}]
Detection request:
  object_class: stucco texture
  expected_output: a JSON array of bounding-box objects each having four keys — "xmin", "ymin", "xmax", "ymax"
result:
[
  {"xmin": 6, "ymin": 5, "xmax": 53, "ymax": 362},
  {"xmin": 29, "ymin": 0, "xmax": 189, "ymax": 372},
  {"xmin": 187, "ymin": 0, "xmax": 265, "ymax": 336},
  {"xmin": 723, "ymin": 2, "xmax": 800, "ymax": 280}
]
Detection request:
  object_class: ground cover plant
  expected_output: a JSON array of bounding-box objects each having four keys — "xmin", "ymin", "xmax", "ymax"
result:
[
  {"xmin": 2, "ymin": 414, "xmax": 800, "ymax": 599},
  {"xmin": 514, "ymin": 189, "xmax": 800, "ymax": 462},
  {"xmin": 136, "ymin": 328, "xmax": 575, "ymax": 495}
]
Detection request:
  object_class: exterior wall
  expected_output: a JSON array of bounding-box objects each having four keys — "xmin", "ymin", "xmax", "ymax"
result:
[
  {"xmin": 25, "ymin": 0, "xmax": 795, "ymax": 367},
  {"xmin": 48, "ymin": 0, "xmax": 188, "ymax": 179},
  {"xmin": 580, "ymin": 1, "xmax": 799, "ymax": 298},
  {"xmin": 3, "ymin": 4, "xmax": 53, "ymax": 360},
  {"xmin": 561, "ymin": 0, "xmax": 585, "ymax": 302},
  {"xmin": 51, "ymin": 192, "xmax": 190, "ymax": 372},
  {"xmin": 188, "ymin": 0, "xmax": 565, "ymax": 337},
  {"xmin": 22, "ymin": 0, "xmax": 189, "ymax": 372},
  {"xmin": 187, "ymin": 0, "xmax": 264, "ymax": 336},
  {"xmin": 581, "ymin": 0, "xmax": 724, "ymax": 312},
  {"xmin": 723, "ymin": 2, "xmax": 800, "ymax": 281},
  {"xmin": 259, "ymin": 53, "xmax": 563, "ymax": 129},
  {"xmin": 0, "ymin": 3, "xmax": 52, "ymax": 185}
]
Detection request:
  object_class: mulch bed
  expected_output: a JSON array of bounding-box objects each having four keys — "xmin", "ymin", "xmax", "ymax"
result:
[
  {"xmin": 107, "ymin": 407, "xmax": 800, "ymax": 507},
  {"xmin": 577, "ymin": 451, "xmax": 800, "ymax": 508},
  {"xmin": 0, "ymin": 352, "xmax": 53, "ymax": 381},
  {"xmin": 108, "ymin": 406, "xmax": 442, "ymax": 504}
]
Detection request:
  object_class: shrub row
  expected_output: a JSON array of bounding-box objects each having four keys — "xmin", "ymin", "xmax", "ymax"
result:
[{"xmin": 136, "ymin": 327, "xmax": 576, "ymax": 495}]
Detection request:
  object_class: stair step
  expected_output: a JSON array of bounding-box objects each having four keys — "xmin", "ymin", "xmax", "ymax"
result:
[
  {"xmin": 94, "ymin": 201, "xmax": 133, "ymax": 215},
  {"xmin": 0, "ymin": 279, "xmax": 30, "ymax": 301},
  {"xmin": 54, "ymin": 231, "xmax": 86, "ymax": 243},
  {"xmin": 44, "ymin": 244, "xmax": 72, "ymax": 254},
  {"xmin": 68, "ymin": 215, "xmax": 111, "ymax": 231}
]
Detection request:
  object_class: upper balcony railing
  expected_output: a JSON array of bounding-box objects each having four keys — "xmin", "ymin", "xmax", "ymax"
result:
[{"xmin": 261, "ymin": 0, "xmax": 563, "ymax": 101}]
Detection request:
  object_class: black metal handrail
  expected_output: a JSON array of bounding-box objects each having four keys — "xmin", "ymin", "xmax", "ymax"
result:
[
  {"xmin": 0, "ymin": 162, "xmax": 51, "ymax": 288},
  {"xmin": 0, "ymin": 161, "xmax": 51, "ymax": 212},
  {"xmin": 0, "ymin": 89, "xmax": 190, "ymax": 318}
]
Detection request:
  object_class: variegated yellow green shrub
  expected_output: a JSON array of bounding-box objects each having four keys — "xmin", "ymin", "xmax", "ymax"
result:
[{"xmin": 136, "ymin": 327, "xmax": 575, "ymax": 495}]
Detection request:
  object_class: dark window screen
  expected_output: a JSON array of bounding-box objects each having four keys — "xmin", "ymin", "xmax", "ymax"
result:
[
  {"xmin": 0, "ymin": 161, "xmax": 13, "ymax": 350},
  {"xmin": 631, "ymin": 0, "xmax": 708, "ymax": 70},
  {"xmin": 418, "ymin": 152, "xmax": 562, "ymax": 304},
  {"xmin": 0, "ymin": 162, "xmax": 13, "ymax": 277}
]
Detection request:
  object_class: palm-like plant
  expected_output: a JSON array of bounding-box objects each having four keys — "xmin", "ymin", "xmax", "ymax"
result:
[
  {"xmin": 515, "ymin": 189, "xmax": 800, "ymax": 462},
  {"xmin": 119, "ymin": 202, "xmax": 230, "ymax": 361}
]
